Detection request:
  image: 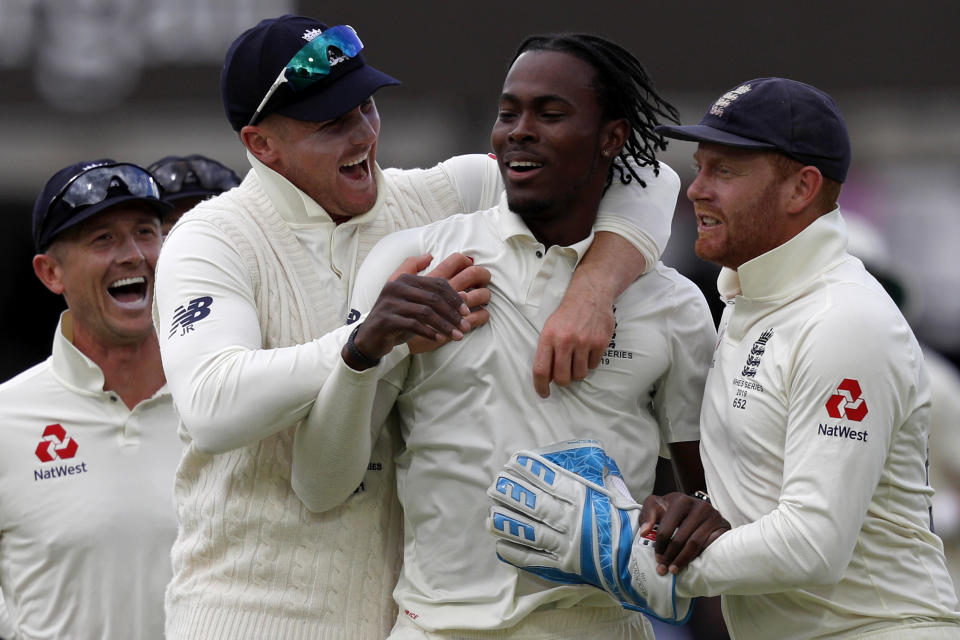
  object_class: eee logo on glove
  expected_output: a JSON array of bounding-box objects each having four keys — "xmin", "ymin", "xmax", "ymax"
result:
[{"xmin": 486, "ymin": 439, "xmax": 693, "ymax": 625}]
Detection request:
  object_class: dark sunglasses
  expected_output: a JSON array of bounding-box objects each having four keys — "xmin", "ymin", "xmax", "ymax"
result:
[
  {"xmin": 51, "ymin": 163, "xmax": 162, "ymax": 211},
  {"xmin": 148, "ymin": 156, "xmax": 240, "ymax": 198},
  {"xmin": 247, "ymin": 25, "xmax": 364, "ymax": 126}
]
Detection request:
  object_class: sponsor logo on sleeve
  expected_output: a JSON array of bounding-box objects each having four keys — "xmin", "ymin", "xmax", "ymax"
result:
[
  {"xmin": 819, "ymin": 378, "xmax": 869, "ymax": 442},
  {"xmin": 34, "ymin": 424, "xmax": 89, "ymax": 481},
  {"xmin": 346, "ymin": 308, "xmax": 361, "ymax": 325},
  {"xmin": 169, "ymin": 296, "xmax": 213, "ymax": 337},
  {"xmin": 825, "ymin": 378, "xmax": 868, "ymax": 421}
]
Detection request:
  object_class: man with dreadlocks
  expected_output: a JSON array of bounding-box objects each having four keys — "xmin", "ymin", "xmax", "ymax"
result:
[{"xmin": 297, "ymin": 33, "xmax": 719, "ymax": 639}]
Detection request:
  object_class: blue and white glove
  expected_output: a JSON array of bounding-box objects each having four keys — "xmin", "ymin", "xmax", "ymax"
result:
[{"xmin": 486, "ymin": 439, "xmax": 692, "ymax": 624}]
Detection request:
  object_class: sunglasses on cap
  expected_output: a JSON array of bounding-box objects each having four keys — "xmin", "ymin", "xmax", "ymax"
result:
[
  {"xmin": 34, "ymin": 162, "xmax": 165, "ymax": 251},
  {"xmin": 52, "ymin": 162, "xmax": 162, "ymax": 211},
  {"xmin": 247, "ymin": 24, "xmax": 364, "ymax": 127},
  {"xmin": 148, "ymin": 155, "xmax": 240, "ymax": 200}
]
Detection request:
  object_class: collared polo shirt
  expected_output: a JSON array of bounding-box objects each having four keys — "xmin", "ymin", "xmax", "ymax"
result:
[
  {"xmin": 343, "ymin": 193, "xmax": 716, "ymax": 631},
  {"xmin": 0, "ymin": 312, "xmax": 181, "ymax": 640}
]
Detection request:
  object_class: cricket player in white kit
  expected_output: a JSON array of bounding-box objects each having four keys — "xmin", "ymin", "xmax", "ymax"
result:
[
  {"xmin": 0, "ymin": 160, "xmax": 181, "ymax": 639},
  {"xmin": 298, "ymin": 35, "xmax": 719, "ymax": 639},
  {"xmin": 490, "ymin": 78, "xmax": 960, "ymax": 639},
  {"xmin": 155, "ymin": 16, "xmax": 677, "ymax": 640}
]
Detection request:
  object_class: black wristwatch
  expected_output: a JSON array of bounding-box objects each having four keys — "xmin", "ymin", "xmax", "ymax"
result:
[{"xmin": 346, "ymin": 323, "xmax": 381, "ymax": 368}]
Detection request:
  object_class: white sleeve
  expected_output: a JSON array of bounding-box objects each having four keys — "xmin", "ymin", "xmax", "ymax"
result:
[
  {"xmin": 678, "ymin": 297, "xmax": 916, "ymax": 596},
  {"xmin": 290, "ymin": 229, "xmax": 424, "ymax": 511},
  {"xmin": 155, "ymin": 219, "xmax": 353, "ymax": 454},
  {"xmin": 594, "ymin": 161, "xmax": 679, "ymax": 274},
  {"xmin": 441, "ymin": 153, "xmax": 676, "ymax": 272},
  {"xmin": 438, "ymin": 154, "xmax": 503, "ymax": 213},
  {"xmin": 653, "ymin": 280, "xmax": 715, "ymax": 445},
  {"xmin": 291, "ymin": 342, "xmax": 406, "ymax": 512}
]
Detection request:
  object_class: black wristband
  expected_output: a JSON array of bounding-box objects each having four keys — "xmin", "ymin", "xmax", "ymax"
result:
[{"xmin": 346, "ymin": 323, "xmax": 381, "ymax": 368}]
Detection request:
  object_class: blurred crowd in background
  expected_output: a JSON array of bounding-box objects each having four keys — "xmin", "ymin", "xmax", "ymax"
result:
[{"xmin": 0, "ymin": 2, "xmax": 958, "ymax": 639}]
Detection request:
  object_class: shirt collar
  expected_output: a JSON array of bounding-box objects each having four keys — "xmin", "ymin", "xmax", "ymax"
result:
[
  {"xmin": 51, "ymin": 310, "xmax": 107, "ymax": 393},
  {"xmin": 718, "ymin": 208, "xmax": 849, "ymax": 301},
  {"xmin": 492, "ymin": 193, "xmax": 594, "ymax": 265},
  {"xmin": 50, "ymin": 311, "xmax": 170, "ymax": 401},
  {"xmin": 247, "ymin": 150, "xmax": 386, "ymax": 226}
]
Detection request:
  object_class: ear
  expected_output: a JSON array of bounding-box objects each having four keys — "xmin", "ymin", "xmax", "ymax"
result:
[
  {"xmin": 33, "ymin": 253, "xmax": 66, "ymax": 295},
  {"xmin": 785, "ymin": 165, "xmax": 824, "ymax": 215},
  {"xmin": 600, "ymin": 118, "xmax": 629, "ymax": 159},
  {"xmin": 240, "ymin": 123, "xmax": 281, "ymax": 167}
]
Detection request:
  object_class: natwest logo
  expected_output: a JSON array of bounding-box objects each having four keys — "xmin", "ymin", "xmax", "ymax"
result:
[
  {"xmin": 35, "ymin": 424, "xmax": 79, "ymax": 462},
  {"xmin": 825, "ymin": 379, "xmax": 868, "ymax": 422}
]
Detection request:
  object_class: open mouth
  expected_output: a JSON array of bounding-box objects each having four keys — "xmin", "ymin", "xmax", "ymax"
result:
[
  {"xmin": 698, "ymin": 215, "xmax": 722, "ymax": 228},
  {"xmin": 340, "ymin": 153, "xmax": 370, "ymax": 180},
  {"xmin": 108, "ymin": 276, "xmax": 148, "ymax": 303},
  {"xmin": 507, "ymin": 160, "xmax": 543, "ymax": 173}
]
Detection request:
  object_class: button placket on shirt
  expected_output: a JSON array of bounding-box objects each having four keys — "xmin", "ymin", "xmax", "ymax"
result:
[{"xmin": 106, "ymin": 391, "xmax": 142, "ymax": 448}]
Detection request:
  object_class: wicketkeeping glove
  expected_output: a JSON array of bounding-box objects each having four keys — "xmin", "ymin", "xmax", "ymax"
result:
[{"xmin": 486, "ymin": 439, "xmax": 693, "ymax": 624}]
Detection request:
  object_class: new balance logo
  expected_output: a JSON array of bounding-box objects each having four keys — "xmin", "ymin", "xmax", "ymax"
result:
[
  {"xmin": 35, "ymin": 424, "xmax": 78, "ymax": 462},
  {"xmin": 496, "ymin": 476, "xmax": 537, "ymax": 508},
  {"xmin": 516, "ymin": 455, "xmax": 556, "ymax": 485},
  {"xmin": 492, "ymin": 512, "xmax": 535, "ymax": 541},
  {"xmin": 170, "ymin": 296, "xmax": 213, "ymax": 337},
  {"xmin": 825, "ymin": 378, "xmax": 868, "ymax": 422}
]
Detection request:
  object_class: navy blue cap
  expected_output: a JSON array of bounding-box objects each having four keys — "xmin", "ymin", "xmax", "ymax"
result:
[
  {"xmin": 220, "ymin": 15, "xmax": 400, "ymax": 131},
  {"xmin": 32, "ymin": 159, "xmax": 172, "ymax": 253},
  {"xmin": 656, "ymin": 77, "xmax": 851, "ymax": 183}
]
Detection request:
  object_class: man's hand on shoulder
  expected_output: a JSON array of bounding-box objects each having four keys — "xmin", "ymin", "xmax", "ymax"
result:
[
  {"xmin": 409, "ymin": 252, "xmax": 491, "ymax": 354},
  {"xmin": 533, "ymin": 270, "xmax": 615, "ymax": 398}
]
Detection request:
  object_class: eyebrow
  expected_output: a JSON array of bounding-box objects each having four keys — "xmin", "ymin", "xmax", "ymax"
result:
[{"xmin": 499, "ymin": 92, "xmax": 574, "ymax": 108}]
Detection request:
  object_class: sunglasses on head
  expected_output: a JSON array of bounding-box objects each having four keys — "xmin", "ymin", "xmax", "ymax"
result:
[
  {"xmin": 148, "ymin": 156, "xmax": 240, "ymax": 198},
  {"xmin": 247, "ymin": 24, "xmax": 364, "ymax": 127}
]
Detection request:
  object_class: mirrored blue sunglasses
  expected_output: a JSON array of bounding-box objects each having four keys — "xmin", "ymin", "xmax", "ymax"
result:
[{"xmin": 247, "ymin": 25, "xmax": 364, "ymax": 127}]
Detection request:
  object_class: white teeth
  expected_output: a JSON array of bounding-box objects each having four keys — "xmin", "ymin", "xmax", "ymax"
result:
[
  {"xmin": 700, "ymin": 216, "xmax": 720, "ymax": 226},
  {"xmin": 109, "ymin": 276, "xmax": 145, "ymax": 289},
  {"xmin": 509, "ymin": 161, "xmax": 542, "ymax": 169},
  {"xmin": 342, "ymin": 153, "xmax": 368, "ymax": 168}
]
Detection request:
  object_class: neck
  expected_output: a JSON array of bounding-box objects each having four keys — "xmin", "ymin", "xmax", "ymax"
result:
[
  {"xmin": 522, "ymin": 208, "xmax": 596, "ymax": 248},
  {"xmin": 73, "ymin": 330, "xmax": 166, "ymax": 410}
]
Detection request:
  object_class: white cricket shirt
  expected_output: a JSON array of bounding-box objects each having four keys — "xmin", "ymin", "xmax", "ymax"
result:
[
  {"xmin": 0, "ymin": 312, "xmax": 181, "ymax": 640},
  {"xmin": 677, "ymin": 211, "xmax": 960, "ymax": 638},
  {"xmin": 323, "ymin": 170, "xmax": 716, "ymax": 633}
]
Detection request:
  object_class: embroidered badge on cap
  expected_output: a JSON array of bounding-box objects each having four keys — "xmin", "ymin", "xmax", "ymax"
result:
[{"xmin": 709, "ymin": 84, "xmax": 752, "ymax": 117}]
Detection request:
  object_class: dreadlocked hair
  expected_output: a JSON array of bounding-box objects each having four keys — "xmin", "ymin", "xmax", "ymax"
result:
[{"xmin": 512, "ymin": 34, "xmax": 680, "ymax": 189}]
